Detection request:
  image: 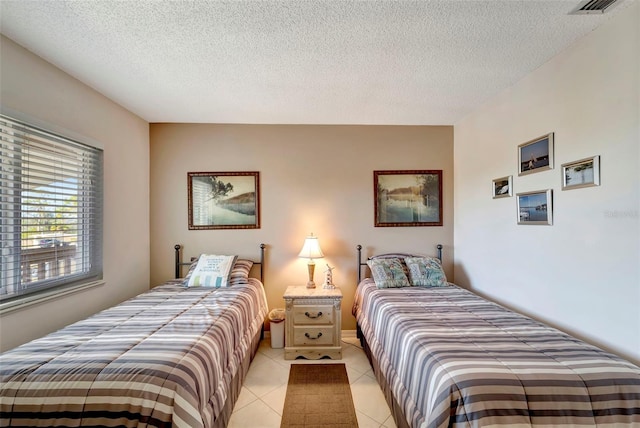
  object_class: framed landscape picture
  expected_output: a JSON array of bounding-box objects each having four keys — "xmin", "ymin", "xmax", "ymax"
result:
[
  {"xmin": 562, "ymin": 155, "xmax": 600, "ymax": 190},
  {"xmin": 374, "ymin": 170, "xmax": 443, "ymax": 227},
  {"xmin": 518, "ymin": 133, "xmax": 554, "ymax": 176},
  {"xmin": 188, "ymin": 171, "xmax": 260, "ymax": 230},
  {"xmin": 492, "ymin": 175, "xmax": 512, "ymax": 199},
  {"xmin": 517, "ymin": 189, "xmax": 552, "ymax": 225}
]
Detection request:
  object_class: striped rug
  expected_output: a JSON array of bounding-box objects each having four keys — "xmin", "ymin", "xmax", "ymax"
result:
[{"xmin": 280, "ymin": 363, "xmax": 359, "ymax": 428}]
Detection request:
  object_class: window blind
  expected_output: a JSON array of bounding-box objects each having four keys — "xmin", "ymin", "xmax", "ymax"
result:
[{"xmin": 0, "ymin": 114, "xmax": 103, "ymax": 302}]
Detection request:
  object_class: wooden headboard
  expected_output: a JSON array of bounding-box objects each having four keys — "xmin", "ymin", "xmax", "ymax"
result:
[
  {"xmin": 356, "ymin": 244, "xmax": 443, "ymax": 284},
  {"xmin": 173, "ymin": 243, "xmax": 266, "ymax": 282}
]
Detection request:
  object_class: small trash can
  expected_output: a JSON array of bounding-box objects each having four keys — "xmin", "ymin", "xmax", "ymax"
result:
[{"xmin": 268, "ymin": 308, "xmax": 286, "ymax": 349}]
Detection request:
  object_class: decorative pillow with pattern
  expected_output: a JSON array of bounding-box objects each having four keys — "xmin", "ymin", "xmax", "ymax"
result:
[
  {"xmin": 404, "ymin": 257, "xmax": 447, "ymax": 287},
  {"xmin": 184, "ymin": 257, "xmax": 253, "ymax": 286},
  {"xmin": 185, "ymin": 254, "xmax": 238, "ymax": 288},
  {"xmin": 184, "ymin": 257, "xmax": 199, "ymax": 279},
  {"xmin": 229, "ymin": 259, "xmax": 253, "ymax": 285},
  {"xmin": 369, "ymin": 254, "xmax": 411, "ymax": 278},
  {"xmin": 367, "ymin": 258, "xmax": 411, "ymax": 288}
]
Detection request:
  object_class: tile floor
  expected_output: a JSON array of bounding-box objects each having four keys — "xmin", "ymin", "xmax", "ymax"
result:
[{"xmin": 228, "ymin": 333, "xmax": 397, "ymax": 428}]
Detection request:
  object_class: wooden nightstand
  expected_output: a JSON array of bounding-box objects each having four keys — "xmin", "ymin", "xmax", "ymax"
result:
[{"xmin": 283, "ymin": 286, "xmax": 342, "ymax": 360}]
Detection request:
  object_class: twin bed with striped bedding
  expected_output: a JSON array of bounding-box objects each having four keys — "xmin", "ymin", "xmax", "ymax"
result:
[
  {"xmin": 0, "ymin": 246, "xmax": 268, "ymax": 427},
  {"xmin": 353, "ymin": 246, "xmax": 640, "ymax": 428}
]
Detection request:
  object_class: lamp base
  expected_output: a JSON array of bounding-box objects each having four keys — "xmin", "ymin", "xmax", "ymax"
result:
[{"xmin": 306, "ymin": 261, "xmax": 316, "ymax": 288}]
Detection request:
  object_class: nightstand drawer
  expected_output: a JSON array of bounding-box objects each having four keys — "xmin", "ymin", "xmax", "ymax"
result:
[
  {"xmin": 292, "ymin": 326, "xmax": 335, "ymax": 346},
  {"xmin": 292, "ymin": 305, "xmax": 334, "ymax": 325}
]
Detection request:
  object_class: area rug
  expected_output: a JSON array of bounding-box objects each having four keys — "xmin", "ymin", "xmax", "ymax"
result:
[{"xmin": 280, "ymin": 363, "xmax": 359, "ymax": 428}]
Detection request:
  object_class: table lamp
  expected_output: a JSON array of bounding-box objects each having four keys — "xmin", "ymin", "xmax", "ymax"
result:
[{"xmin": 298, "ymin": 233, "xmax": 324, "ymax": 288}]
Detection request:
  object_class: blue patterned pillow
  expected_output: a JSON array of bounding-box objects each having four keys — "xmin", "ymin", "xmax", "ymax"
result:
[
  {"xmin": 404, "ymin": 257, "xmax": 447, "ymax": 287},
  {"xmin": 367, "ymin": 258, "xmax": 411, "ymax": 288}
]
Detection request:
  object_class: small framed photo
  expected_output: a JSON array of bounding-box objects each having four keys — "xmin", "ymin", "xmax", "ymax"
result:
[
  {"xmin": 517, "ymin": 189, "xmax": 553, "ymax": 225},
  {"xmin": 492, "ymin": 175, "xmax": 512, "ymax": 199},
  {"xmin": 518, "ymin": 133, "xmax": 554, "ymax": 176},
  {"xmin": 562, "ymin": 156, "xmax": 600, "ymax": 190},
  {"xmin": 188, "ymin": 171, "xmax": 260, "ymax": 230},
  {"xmin": 374, "ymin": 170, "xmax": 443, "ymax": 227}
]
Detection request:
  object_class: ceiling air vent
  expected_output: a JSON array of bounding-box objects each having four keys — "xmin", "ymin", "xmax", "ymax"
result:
[{"xmin": 570, "ymin": 0, "xmax": 621, "ymax": 14}]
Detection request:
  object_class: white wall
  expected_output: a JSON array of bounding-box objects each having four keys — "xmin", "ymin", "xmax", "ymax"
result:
[
  {"xmin": 150, "ymin": 124, "xmax": 454, "ymax": 331},
  {"xmin": 454, "ymin": 4, "xmax": 639, "ymax": 364},
  {"xmin": 0, "ymin": 36, "xmax": 150, "ymax": 351}
]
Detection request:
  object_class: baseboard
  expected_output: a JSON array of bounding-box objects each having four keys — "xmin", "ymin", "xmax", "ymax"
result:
[{"xmin": 341, "ymin": 329, "xmax": 357, "ymax": 338}]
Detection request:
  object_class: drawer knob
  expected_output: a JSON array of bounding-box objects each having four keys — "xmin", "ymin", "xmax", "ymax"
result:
[
  {"xmin": 305, "ymin": 332, "xmax": 323, "ymax": 340},
  {"xmin": 304, "ymin": 311, "xmax": 323, "ymax": 319}
]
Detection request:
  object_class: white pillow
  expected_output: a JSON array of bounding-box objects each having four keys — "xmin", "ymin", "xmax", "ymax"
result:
[{"xmin": 186, "ymin": 254, "xmax": 238, "ymax": 288}]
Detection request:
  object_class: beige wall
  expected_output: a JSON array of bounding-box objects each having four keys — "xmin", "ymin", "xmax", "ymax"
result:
[
  {"xmin": 454, "ymin": 4, "xmax": 639, "ymax": 364},
  {"xmin": 150, "ymin": 124, "xmax": 453, "ymax": 330},
  {"xmin": 0, "ymin": 36, "xmax": 150, "ymax": 351}
]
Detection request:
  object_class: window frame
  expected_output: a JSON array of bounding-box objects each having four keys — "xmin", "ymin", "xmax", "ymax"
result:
[{"xmin": 0, "ymin": 109, "xmax": 104, "ymax": 314}]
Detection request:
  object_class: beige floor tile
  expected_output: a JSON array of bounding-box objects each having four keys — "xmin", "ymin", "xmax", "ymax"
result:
[
  {"xmin": 341, "ymin": 336, "xmax": 363, "ymax": 348},
  {"xmin": 243, "ymin": 352, "xmax": 290, "ymax": 398},
  {"xmin": 356, "ymin": 410, "xmax": 383, "ymax": 428},
  {"xmin": 383, "ymin": 414, "xmax": 398, "ymax": 428},
  {"xmin": 260, "ymin": 383, "xmax": 288, "ymax": 415},
  {"xmin": 232, "ymin": 386, "xmax": 257, "ymax": 413},
  {"xmin": 228, "ymin": 399, "xmax": 281, "ymax": 428},
  {"xmin": 258, "ymin": 343, "xmax": 285, "ymax": 360},
  {"xmin": 342, "ymin": 343, "xmax": 372, "ymax": 374},
  {"xmin": 350, "ymin": 373, "xmax": 391, "ymax": 424},
  {"xmin": 346, "ymin": 365, "xmax": 366, "ymax": 384}
]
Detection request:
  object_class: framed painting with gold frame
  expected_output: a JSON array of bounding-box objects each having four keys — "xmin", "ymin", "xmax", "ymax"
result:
[
  {"xmin": 374, "ymin": 170, "xmax": 443, "ymax": 227},
  {"xmin": 188, "ymin": 171, "xmax": 260, "ymax": 230}
]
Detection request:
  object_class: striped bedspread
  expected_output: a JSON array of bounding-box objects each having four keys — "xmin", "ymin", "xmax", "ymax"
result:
[
  {"xmin": 353, "ymin": 279, "xmax": 640, "ymax": 428},
  {"xmin": 0, "ymin": 278, "xmax": 268, "ymax": 428}
]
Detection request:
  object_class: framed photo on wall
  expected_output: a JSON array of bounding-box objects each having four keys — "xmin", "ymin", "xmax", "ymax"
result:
[
  {"xmin": 518, "ymin": 133, "xmax": 554, "ymax": 176},
  {"xmin": 188, "ymin": 171, "xmax": 260, "ymax": 230},
  {"xmin": 517, "ymin": 189, "xmax": 552, "ymax": 225},
  {"xmin": 374, "ymin": 170, "xmax": 443, "ymax": 227},
  {"xmin": 492, "ymin": 175, "xmax": 512, "ymax": 199},
  {"xmin": 562, "ymin": 155, "xmax": 600, "ymax": 190}
]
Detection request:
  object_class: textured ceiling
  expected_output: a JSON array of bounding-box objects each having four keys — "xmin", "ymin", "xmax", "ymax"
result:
[{"xmin": 0, "ymin": 0, "xmax": 631, "ymax": 125}]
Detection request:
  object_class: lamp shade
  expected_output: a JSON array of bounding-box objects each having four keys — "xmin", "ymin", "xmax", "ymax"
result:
[{"xmin": 298, "ymin": 234, "xmax": 324, "ymax": 259}]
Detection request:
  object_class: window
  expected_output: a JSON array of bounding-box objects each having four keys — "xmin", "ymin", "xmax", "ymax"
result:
[{"xmin": 0, "ymin": 114, "xmax": 103, "ymax": 308}]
